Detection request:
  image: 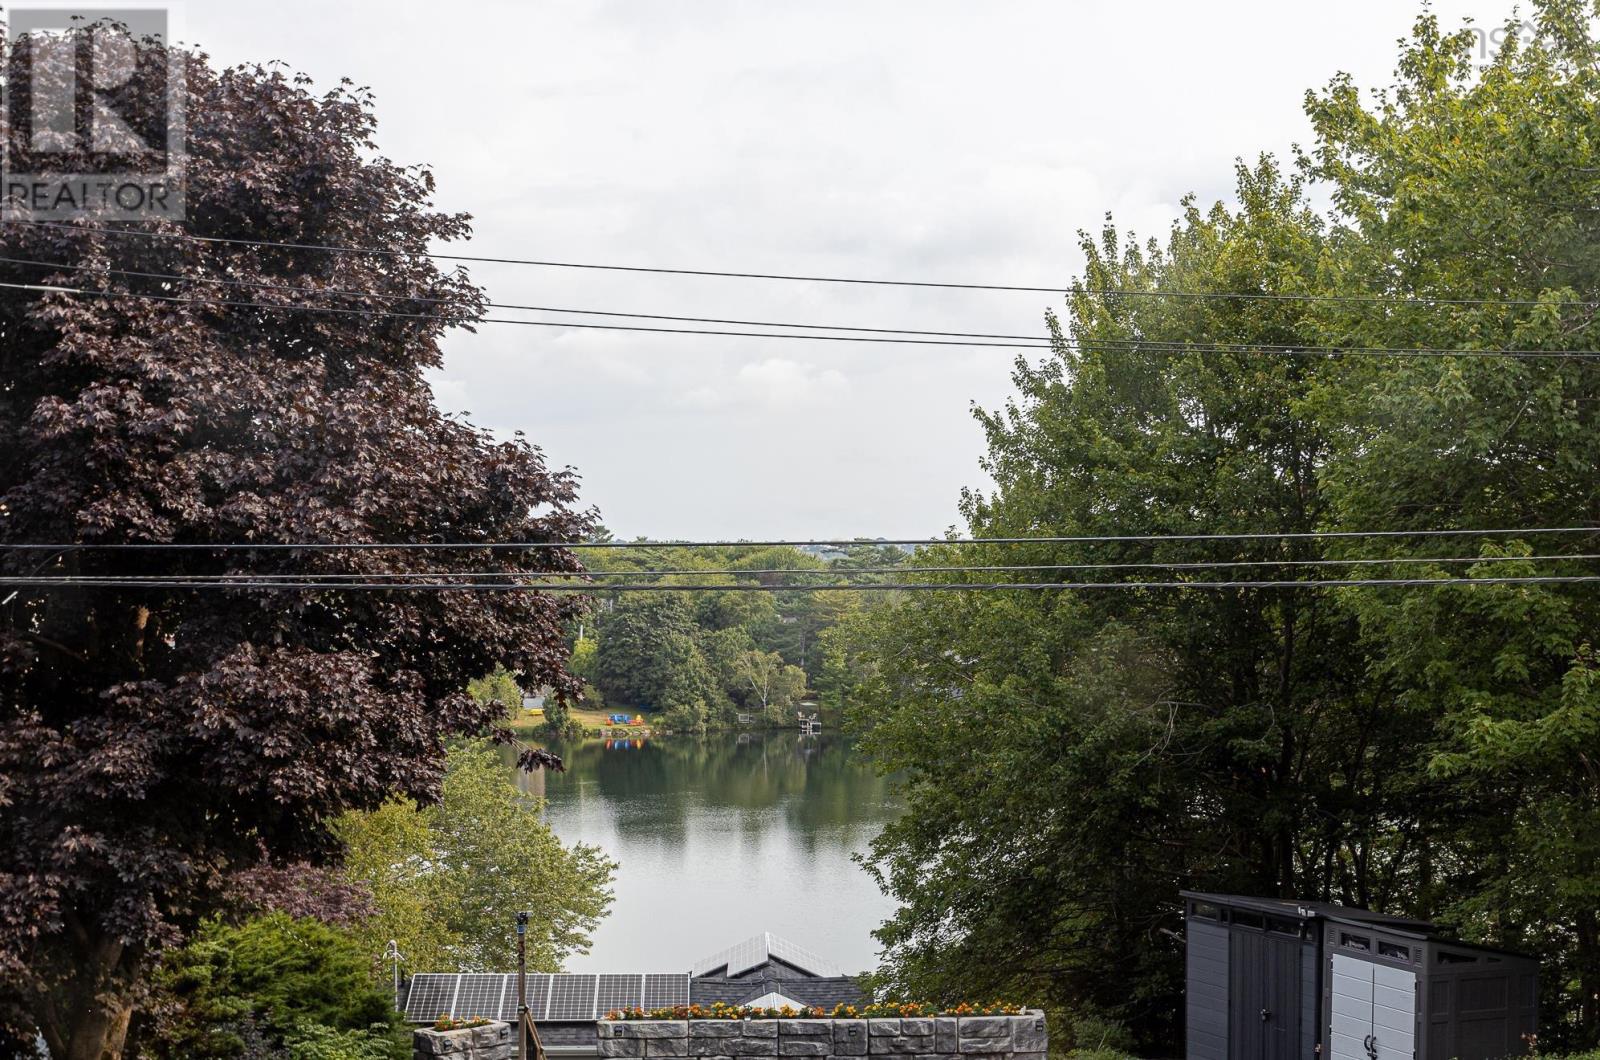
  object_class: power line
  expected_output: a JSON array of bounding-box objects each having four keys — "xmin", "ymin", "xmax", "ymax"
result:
[
  {"xmin": 5, "ymin": 527, "xmax": 1597, "ymax": 553},
  {"xmin": 587, "ymin": 552, "xmax": 1600, "ymax": 574},
  {"xmin": 0, "ymin": 281, "xmax": 1055, "ymax": 350},
  {"xmin": 4, "ymin": 575, "xmax": 1599, "ymax": 592},
  {"xmin": 5, "ymin": 278, "xmax": 1598, "ymax": 360},
  {"xmin": 23, "ymin": 553, "xmax": 1600, "ymax": 582},
  {"xmin": 0, "ymin": 254, "xmax": 1045, "ymax": 342},
  {"xmin": 5, "ymin": 219, "xmax": 1596, "ymax": 309}
]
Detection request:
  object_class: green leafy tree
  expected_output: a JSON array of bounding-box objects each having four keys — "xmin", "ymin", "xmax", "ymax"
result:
[
  {"xmin": 733, "ymin": 650, "xmax": 809, "ymax": 724},
  {"xmin": 1300, "ymin": 6, "xmax": 1600, "ymax": 1041},
  {"xmin": 466, "ymin": 668, "xmax": 523, "ymax": 719},
  {"xmin": 331, "ymin": 800, "xmax": 457, "ymax": 977},
  {"xmin": 335, "ymin": 741, "xmax": 615, "ymax": 975},
  {"xmin": 656, "ymin": 647, "xmax": 727, "ymax": 732},
  {"xmin": 145, "ymin": 914, "xmax": 408, "ymax": 1060},
  {"xmin": 846, "ymin": 158, "xmax": 1424, "ymax": 1052},
  {"xmin": 569, "ymin": 637, "xmax": 599, "ymax": 682},
  {"xmin": 692, "ymin": 580, "xmax": 781, "ymax": 633},
  {"xmin": 815, "ymin": 614, "xmax": 881, "ymax": 720},
  {"xmin": 573, "ymin": 547, "xmax": 876, "ymax": 729},
  {"xmin": 848, "ymin": 5, "xmax": 1600, "ymax": 1051},
  {"xmin": 593, "ymin": 594, "xmax": 698, "ymax": 710},
  {"xmin": 594, "ymin": 594, "xmax": 727, "ymax": 727}
]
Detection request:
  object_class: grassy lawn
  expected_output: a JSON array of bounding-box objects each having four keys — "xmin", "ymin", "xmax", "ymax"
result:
[{"xmin": 505, "ymin": 703, "xmax": 654, "ymax": 736}]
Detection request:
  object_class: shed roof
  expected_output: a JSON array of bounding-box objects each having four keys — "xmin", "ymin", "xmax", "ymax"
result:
[{"xmin": 1181, "ymin": 891, "xmax": 1436, "ymax": 931}]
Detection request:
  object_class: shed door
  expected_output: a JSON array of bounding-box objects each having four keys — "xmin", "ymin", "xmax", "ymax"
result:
[
  {"xmin": 1228, "ymin": 931, "xmax": 1301, "ymax": 1060},
  {"xmin": 1330, "ymin": 954, "xmax": 1417, "ymax": 1060}
]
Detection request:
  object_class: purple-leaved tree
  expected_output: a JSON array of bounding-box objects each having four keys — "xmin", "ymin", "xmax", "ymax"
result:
[{"xmin": 0, "ymin": 30, "xmax": 590, "ymax": 1059}]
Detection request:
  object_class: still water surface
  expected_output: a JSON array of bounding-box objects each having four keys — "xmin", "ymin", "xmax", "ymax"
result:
[{"xmin": 512, "ymin": 733, "xmax": 901, "ymax": 975}]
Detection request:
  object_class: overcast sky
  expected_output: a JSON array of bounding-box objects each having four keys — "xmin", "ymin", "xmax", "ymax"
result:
[{"xmin": 171, "ymin": 0, "xmax": 1523, "ymax": 540}]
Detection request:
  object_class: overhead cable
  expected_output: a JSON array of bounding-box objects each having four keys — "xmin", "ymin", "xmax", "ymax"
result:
[
  {"xmin": 4, "ymin": 219, "xmax": 1596, "ymax": 309},
  {"xmin": 4, "ymin": 527, "xmax": 1597, "ymax": 553}
]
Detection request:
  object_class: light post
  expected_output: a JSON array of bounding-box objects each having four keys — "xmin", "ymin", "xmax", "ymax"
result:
[
  {"xmin": 383, "ymin": 940, "xmax": 403, "ymax": 1010},
  {"xmin": 516, "ymin": 912, "xmax": 529, "ymax": 1060}
]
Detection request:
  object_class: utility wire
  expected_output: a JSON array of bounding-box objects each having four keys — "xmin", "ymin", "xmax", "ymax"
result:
[
  {"xmin": 4, "ymin": 575, "xmax": 1600, "ymax": 592},
  {"xmin": 0, "ymin": 254, "xmax": 1044, "ymax": 342},
  {"xmin": 0, "ymin": 281, "xmax": 1054, "ymax": 350},
  {"xmin": 5, "ymin": 527, "xmax": 1597, "ymax": 553},
  {"xmin": 0, "ymin": 275, "xmax": 1594, "ymax": 361},
  {"xmin": 5, "ymin": 278, "xmax": 1597, "ymax": 360},
  {"xmin": 21, "ymin": 553, "xmax": 1600, "ymax": 582},
  {"xmin": 4, "ymin": 219, "xmax": 1597, "ymax": 309},
  {"xmin": 18, "ymin": 254, "xmax": 1595, "ymax": 354}
]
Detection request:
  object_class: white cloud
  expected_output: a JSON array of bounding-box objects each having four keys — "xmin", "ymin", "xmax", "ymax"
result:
[
  {"xmin": 676, "ymin": 359, "xmax": 848, "ymax": 410},
  {"xmin": 179, "ymin": 0, "xmax": 1523, "ymax": 538},
  {"xmin": 740, "ymin": 359, "xmax": 849, "ymax": 404}
]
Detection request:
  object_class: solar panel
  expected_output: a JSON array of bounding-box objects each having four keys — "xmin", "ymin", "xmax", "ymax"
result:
[
  {"xmin": 453, "ymin": 974, "xmax": 506, "ymax": 1021},
  {"xmin": 405, "ymin": 971, "xmax": 689, "ymax": 1022},
  {"xmin": 497, "ymin": 972, "xmax": 552, "ymax": 1021},
  {"xmin": 643, "ymin": 973, "xmax": 690, "ymax": 1009},
  {"xmin": 496, "ymin": 974, "xmax": 512, "ymax": 1021},
  {"xmin": 403, "ymin": 974, "xmax": 455, "ymax": 1022},
  {"xmin": 597, "ymin": 973, "xmax": 643, "ymax": 1015},
  {"xmin": 766, "ymin": 935, "xmax": 842, "ymax": 978},
  {"xmin": 547, "ymin": 973, "xmax": 598, "ymax": 1020}
]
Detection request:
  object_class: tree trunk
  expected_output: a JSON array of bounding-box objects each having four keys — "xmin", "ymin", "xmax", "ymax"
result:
[
  {"xmin": 53, "ymin": 1000, "xmax": 133, "ymax": 1060},
  {"xmin": 32, "ymin": 927, "xmax": 142, "ymax": 1060}
]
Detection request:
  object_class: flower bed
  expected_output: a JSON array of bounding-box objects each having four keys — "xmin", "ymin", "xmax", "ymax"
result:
[{"xmin": 604, "ymin": 1001, "xmax": 1026, "ymax": 1020}]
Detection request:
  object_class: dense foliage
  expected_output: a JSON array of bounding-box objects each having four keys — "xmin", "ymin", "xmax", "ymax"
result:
[
  {"xmin": 0, "ymin": 33, "xmax": 590, "ymax": 1059},
  {"xmin": 141, "ymin": 913, "xmax": 408, "ymax": 1060},
  {"xmin": 334, "ymin": 740, "xmax": 615, "ymax": 974},
  {"xmin": 578, "ymin": 543, "xmax": 904, "ymax": 730},
  {"xmin": 838, "ymin": 5, "xmax": 1600, "ymax": 1054}
]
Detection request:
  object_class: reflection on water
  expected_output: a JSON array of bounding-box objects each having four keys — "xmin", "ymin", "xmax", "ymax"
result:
[{"xmin": 507, "ymin": 732, "xmax": 900, "ymax": 975}]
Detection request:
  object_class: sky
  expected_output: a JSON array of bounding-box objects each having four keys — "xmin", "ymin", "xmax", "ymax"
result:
[{"xmin": 165, "ymin": 0, "xmax": 1527, "ymax": 540}]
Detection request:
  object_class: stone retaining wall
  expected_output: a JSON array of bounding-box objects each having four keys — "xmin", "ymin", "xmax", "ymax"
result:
[
  {"xmin": 598, "ymin": 1013, "xmax": 1047, "ymax": 1060},
  {"xmin": 413, "ymin": 1020, "xmax": 516, "ymax": 1059}
]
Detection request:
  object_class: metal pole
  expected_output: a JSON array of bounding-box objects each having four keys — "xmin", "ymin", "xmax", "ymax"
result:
[
  {"xmin": 384, "ymin": 940, "xmax": 402, "ymax": 1009},
  {"xmin": 517, "ymin": 911, "xmax": 529, "ymax": 1060}
]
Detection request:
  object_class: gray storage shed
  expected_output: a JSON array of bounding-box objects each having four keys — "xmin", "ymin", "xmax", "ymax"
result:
[{"xmin": 1181, "ymin": 891, "xmax": 1538, "ymax": 1060}]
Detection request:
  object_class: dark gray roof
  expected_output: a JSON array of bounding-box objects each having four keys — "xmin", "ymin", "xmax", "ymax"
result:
[
  {"xmin": 690, "ymin": 975, "xmax": 866, "ymax": 1011},
  {"xmin": 1181, "ymin": 891, "xmax": 1436, "ymax": 930}
]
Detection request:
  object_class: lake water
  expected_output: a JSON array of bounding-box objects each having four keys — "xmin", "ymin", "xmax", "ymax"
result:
[{"xmin": 512, "ymin": 732, "xmax": 901, "ymax": 977}]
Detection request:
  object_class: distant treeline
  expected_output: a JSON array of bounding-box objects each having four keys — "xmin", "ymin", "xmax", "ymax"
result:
[{"xmin": 566, "ymin": 541, "xmax": 909, "ymax": 732}]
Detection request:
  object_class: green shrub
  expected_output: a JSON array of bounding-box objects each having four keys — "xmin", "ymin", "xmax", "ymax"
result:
[
  {"xmin": 148, "ymin": 913, "xmax": 407, "ymax": 1059},
  {"xmin": 284, "ymin": 1021, "xmax": 408, "ymax": 1060},
  {"xmin": 1065, "ymin": 1014, "xmax": 1137, "ymax": 1056}
]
